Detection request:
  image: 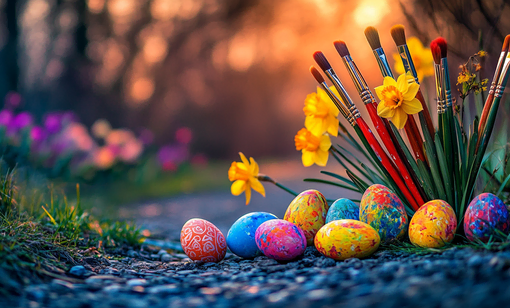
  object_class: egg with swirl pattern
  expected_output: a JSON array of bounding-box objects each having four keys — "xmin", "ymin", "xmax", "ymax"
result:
[{"xmin": 180, "ymin": 218, "xmax": 227, "ymax": 263}]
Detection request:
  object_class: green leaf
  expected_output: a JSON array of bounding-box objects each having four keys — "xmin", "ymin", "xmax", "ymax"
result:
[
  {"xmin": 423, "ymin": 132, "xmax": 447, "ymax": 201},
  {"xmin": 303, "ymin": 178, "xmax": 360, "ymax": 192},
  {"xmin": 435, "ymin": 133, "xmax": 454, "ymax": 207},
  {"xmin": 417, "ymin": 159, "xmax": 437, "ymax": 199},
  {"xmin": 320, "ymin": 171, "xmax": 357, "ymax": 188},
  {"xmin": 346, "ymin": 169, "xmax": 369, "ymax": 192},
  {"xmin": 331, "ymin": 146, "xmax": 371, "ymax": 180}
]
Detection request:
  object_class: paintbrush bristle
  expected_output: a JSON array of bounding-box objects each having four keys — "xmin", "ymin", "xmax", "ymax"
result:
[
  {"xmin": 310, "ymin": 66, "xmax": 325, "ymax": 84},
  {"xmin": 364, "ymin": 26, "xmax": 381, "ymax": 50},
  {"xmin": 333, "ymin": 41, "xmax": 350, "ymax": 57},
  {"xmin": 430, "ymin": 38, "xmax": 443, "ymax": 64},
  {"xmin": 313, "ymin": 51, "xmax": 332, "ymax": 71},
  {"xmin": 503, "ymin": 35, "xmax": 510, "ymax": 52},
  {"xmin": 433, "ymin": 37, "xmax": 447, "ymax": 58},
  {"xmin": 390, "ymin": 24, "xmax": 406, "ymax": 46}
]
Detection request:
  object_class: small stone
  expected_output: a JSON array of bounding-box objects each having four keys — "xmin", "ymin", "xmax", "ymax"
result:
[
  {"xmin": 161, "ymin": 254, "xmax": 172, "ymax": 262},
  {"xmin": 127, "ymin": 250, "xmax": 139, "ymax": 258},
  {"xmin": 126, "ymin": 279, "xmax": 147, "ymax": 287},
  {"xmin": 158, "ymin": 249, "xmax": 167, "ymax": 255},
  {"xmin": 68, "ymin": 265, "xmax": 90, "ymax": 278},
  {"xmin": 148, "ymin": 284, "xmax": 180, "ymax": 295},
  {"xmin": 467, "ymin": 255, "xmax": 484, "ymax": 268}
]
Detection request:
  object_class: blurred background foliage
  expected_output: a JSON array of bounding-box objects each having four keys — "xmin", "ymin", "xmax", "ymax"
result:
[{"xmin": 0, "ymin": 0, "xmax": 509, "ymax": 200}]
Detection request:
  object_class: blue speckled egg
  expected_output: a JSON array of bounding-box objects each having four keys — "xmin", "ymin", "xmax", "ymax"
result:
[
  {"xmin": 360, "ymin": 184, "xmax": 408, "ymax": 243},
  {"xmin": 464, "ymin": 193, "xmax": 509, "ymax": 243},
  {"xmin": 227, "ymin": 212, "xmax": 278, "ymax": 258},
  {"xmin": 326, "ymin": 198, "xmax": 359, "ymax": 223}
]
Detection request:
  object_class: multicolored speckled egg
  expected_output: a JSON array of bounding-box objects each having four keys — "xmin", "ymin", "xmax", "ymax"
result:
[
  {"xmin": 409, "ymin": 200, "xmax": 457, "ymax": 248},
  {"xmin": 315, "ymin": 219, "xmax": 380, "ymax": 260},
  {"xmin": 255, "ymin": 219, "xmax": 306, "ymax": 261},
  {"xmin": 464, "ymin": 193, "xmax": 509, "ymax": 243},
  {"xmin": 284, "ymin": 189, "xmax": 329, "ymax": 246},
  {"xmin": 180, "ymin": 218, "xmax": 227, "ymax": 262},
  {"xmin": 326, "ymin": 198, "xmax": 359, "ymax": 223},
  {"xmin": 359, "ymin": 184, "xmax": 408, "ymax": 243},
  {"xmin": 227, "ymin": 212, "xmax": 278, "ymax": 259}
]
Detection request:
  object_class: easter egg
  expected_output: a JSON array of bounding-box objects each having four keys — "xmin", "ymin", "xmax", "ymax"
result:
[
  {"xmin": 227, "ymin": 212, "xmax": 278, "ymax": 259},
  {"xmin": 359, "ymin": 184, "xmax": 408, "ymax": 243},
  {"xmin": 326, "ymin": 198, "xmax": 359, "ymax": 223},
  {"xmin": 180, "ymin": 218, "xmax": 227, "ymax": 262},
  {"xmin": 314, "ymin": 219, "xmax": 380, "ymax": 260},
  {"xmin": 255, "ymin": 219, "xmax": 306, "ymax": 261},
  {"xmin": 284, "ymin": 189, "xmax": 329, "ymax": 246},
  {"xmin": 464, "ymin": 193, "xmax": 509, "ymax": 243},
  {"xmin": 409, "ymin": 200, "xmax": 457, "ymax": 248}
]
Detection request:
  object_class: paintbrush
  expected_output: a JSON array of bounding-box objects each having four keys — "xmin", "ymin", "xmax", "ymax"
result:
[
  {"xmin": 390, "ymin": 25, "xmax": 435, "ymax": 139},
  {"xmin": 364, "ymin": 27, "xmax": 426, "ymax": 163},
  {"xmin": 477, "ymin": 34, "xmax": 510, "ymax": 150},
  {"xmin": 330, "ymin": 42, "xmax": 426, "ymax": 206},
  {"xmin": 463, "ymin": 44, "xmax": 510, "ymax": 215},
  {"xmin": 310, "ymin": 63, "xmax": 420, "ymax": 210},
  {"xmin": 430, "ymin": 38, "xmax": 446, "ymax": 144},
  {"xmin": 430, "ymin": 37, "xmax": 457, "ymax": 206}
]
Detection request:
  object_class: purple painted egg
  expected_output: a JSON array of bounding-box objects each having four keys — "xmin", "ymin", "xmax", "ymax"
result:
[
  {"xmin": 255, "ymin": 219, "xmax": 306, "ymax": 261},
  {"xmin": 464, "ymin": 193, "xmax": 509, "ymax": 243}
]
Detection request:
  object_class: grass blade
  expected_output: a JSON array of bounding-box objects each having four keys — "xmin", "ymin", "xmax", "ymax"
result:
[{"xmin": 303, "ymin": 178, "xmax": 361, "ymax": 192}]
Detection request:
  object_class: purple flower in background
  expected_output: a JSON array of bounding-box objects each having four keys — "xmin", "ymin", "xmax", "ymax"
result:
[
  {"xmin": 4, "ymin": 92, "xmax": 21, "ymax": 109},
  {"xmin": 61, "ymin": 111, "xmax": 78, "ymax": 124},
  {"xmin": 30, "ymin": 126, "xmax": 48, "ymax": 143},
  {"xmin": 0, "ymin": 109, "xmax": 13, "ymax": 127},
  {"xmin": 9, "ymin": 112, "xmax": 33, "ymax": 132},
  {"xmin": 44, "ymin": 113, "xmax": 62, "ymax": 134},
  {"xmin": 157, "ymin": 144, "xmax": 189, "ymax": 171}
]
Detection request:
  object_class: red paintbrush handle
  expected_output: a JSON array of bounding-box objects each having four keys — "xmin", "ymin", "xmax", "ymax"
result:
[
  {"xmin": 355, "ymin": 117, "xmax": 420, "ymax": 211},
  {"xmin": 367, "ymin": 103, "xmax": 425, "ymax": 207},
  {"xmin": 477, "ymin": 91, "xmax": 495, "ymax": 147},
  {"xmin": 405, "ymin": 116, "xmax": 426, "ymax": 162}
]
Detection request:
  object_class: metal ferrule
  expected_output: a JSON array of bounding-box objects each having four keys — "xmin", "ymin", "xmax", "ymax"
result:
[
  {"xmin": 348, "ymin": 104, "xmax": 361, "ymax": 119},
  {"xmin": 341, "ymin": 55, "xmax": 376, "ymax": 106},
  {"xmin": 441, "ymin": 57, "xmax": 453, "ymax": 108},
  {"xmin": 397, "ymin": 44, "xmax": 419, "ymax": 84},
  {"xmin": 495, "ymin": 84, "xmax": 505, "ymax": 98},
  {"xmin": 324, "ymin": 69, "xmax": 355, "ymax": 108},
  {"xmin": 489, "ymin": 51, "xmax": 507, "ymax": 95},
  {"xmin": 373, "ymin": 48, "xmax": 394, "ymax": 78},
  {"xmin": 434, "ymin": 63, "xmax": 445, "ymax": 114},
  {"xmin": 497, "ymin": 55, "xmax": 510, "ymax": 86}
]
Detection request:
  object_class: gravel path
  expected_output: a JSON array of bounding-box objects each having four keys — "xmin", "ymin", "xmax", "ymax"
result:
[{"xmin": 10, "ymin": 246, "xmax": 510, "ymax": 308}]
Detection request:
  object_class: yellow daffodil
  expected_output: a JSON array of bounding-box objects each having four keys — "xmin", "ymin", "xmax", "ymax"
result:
[
  {"xmin": 393, "ymin": 37, "xmax": 434, "ymax": 82},
  {"xmin": 228, "ymin": 152, "xmax": 265, "ymax": 205},
  {"xmin": 375, "ymin": 73, "xmax": 423, "ymax": 129},
  {"xmin": 303, "ymin": 86, "xmax": 339, "ymax": 136},
  {"xmin": 294, "ymin": 128, "xmax": 331, "ymax": 167}
]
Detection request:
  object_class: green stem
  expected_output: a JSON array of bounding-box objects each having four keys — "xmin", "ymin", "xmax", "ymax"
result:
[{"xmin": 257, "ymin": 175, "xmax": 298, "ymax": 197}]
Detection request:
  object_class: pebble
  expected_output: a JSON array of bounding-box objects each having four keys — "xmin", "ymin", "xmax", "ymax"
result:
[{"xmin": 68, "ymin": 265, "xmax": 91, "ymax": 278}]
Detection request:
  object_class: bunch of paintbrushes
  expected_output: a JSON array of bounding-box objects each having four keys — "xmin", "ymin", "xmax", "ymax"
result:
[{"xmin": 308, "ymin": 24, "xmax": 510, "ymax": 220}]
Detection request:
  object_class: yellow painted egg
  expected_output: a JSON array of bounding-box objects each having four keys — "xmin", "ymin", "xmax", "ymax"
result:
[
  {"xmin": 360, "ymin": 184, "xmax": 408, "ymax": 243},
  {"xmin": 284, "ymin": 189, "xmax": 329, "ymax": 246},
  {"xmin": 409, "ymin": 200, "xmax": 457, "ymax": 248},
  {"xmin": 314, "ymin": 219, "xmax": 380, "ymax": 260}
]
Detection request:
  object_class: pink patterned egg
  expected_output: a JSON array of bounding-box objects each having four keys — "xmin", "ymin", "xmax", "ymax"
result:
[
  {"xmin": 180, "ymin": 218, "xmax": 227, "ymax": 262},
  {"xmin": 255, "ymin": 219, "xmax": 306, "ymax": 261}
]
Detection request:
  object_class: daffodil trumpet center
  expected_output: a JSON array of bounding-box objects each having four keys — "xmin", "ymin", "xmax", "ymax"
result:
[
  {"xmin": 295, "ymin": 129, "xmax": 320, "ymax": 151},
  {"xmin": 228, "ymin": 163, "xmax": 251, "ymax": 181},
  {"xmin": 381, "ymin": 85, "xmax": 404, "ymax": 109}
]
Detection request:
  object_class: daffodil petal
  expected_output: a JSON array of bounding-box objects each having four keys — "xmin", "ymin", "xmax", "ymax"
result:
[
  {"xmin": 251, "ymin": 178, "xmax": 265, "ymax": 197},
  {"xmin": 305, "ymin": 116, "xmax": 322, "ymax": 135},
  {"xmin": 377, "ymin": 101, "xmax": 396, "ymax": 118},
  {"xmin": 403, "ymin": 82, "xmax": 420, "ymax": 101},
  {"xmin": 397, "ymin": 73, "xmax": 408, "ymax": 93},
  {"xmin": 315, "ymin": 149, "xmax": 329, "ymax": 166},
  {"xmin": 245, "ymin": 186, "xmax": 252, "ymax": 205},
  {"xmin": 393, "ymin": 54, "xmax": 405, "ymax": 75},
  {"xmin": 250, "ymin": 157, "xmax": 259, "ymax": 175},
  {"xmin": 239, "ymin": 152, "xmax": 250, "ymax": 167},
  {"xmin": 375, "ymin": 85, "xmax": 385, "ymax": 101},
  {"xmin": 391, "ymin": 108, "xmax": 408, "ymax": 129},
  {"xmin": 401, "ymin": 98, "xmax": 423, "ymax": 115},
  {"xmin": 236, "ymin": 162, "xmax": 247, "ymax": 170},
  {"xmin": 231, "ymin": 180, "xmax": 246, "ymax": 196},
  {"xmin": 302, "ymin": 150, "xmax": 314, "ymax": 167},
  {"xmin": 383, "ymin": 76, "xmax": 397, "ymax": 87},
  {"xmin": 319, "ymin": 134, "xmax": 332, "ymax": 151},
  {"xmin": 326, "ymin": 117, "xmax": 339, "ymax": 136}
]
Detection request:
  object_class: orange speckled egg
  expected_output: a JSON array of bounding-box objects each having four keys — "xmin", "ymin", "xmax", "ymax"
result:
[
  {"xmin": 314, "ymin": 219, "xmax": 380, "ymax": 260},
  {"xmin": 409, "ymin": 200, "xmax": 457, "ymax": 248},
  {"xmin": 284, "ymin": 189, "xmax": 329, "ymax": 246},
  {"xmin": 180, "ymin": 218, "xmax": 227, "ymax": 262}
]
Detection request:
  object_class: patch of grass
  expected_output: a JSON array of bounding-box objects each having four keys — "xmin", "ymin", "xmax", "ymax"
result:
[{"xmin": 0, "ymin": 163, "xmax": 146, "ymax": 295}]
